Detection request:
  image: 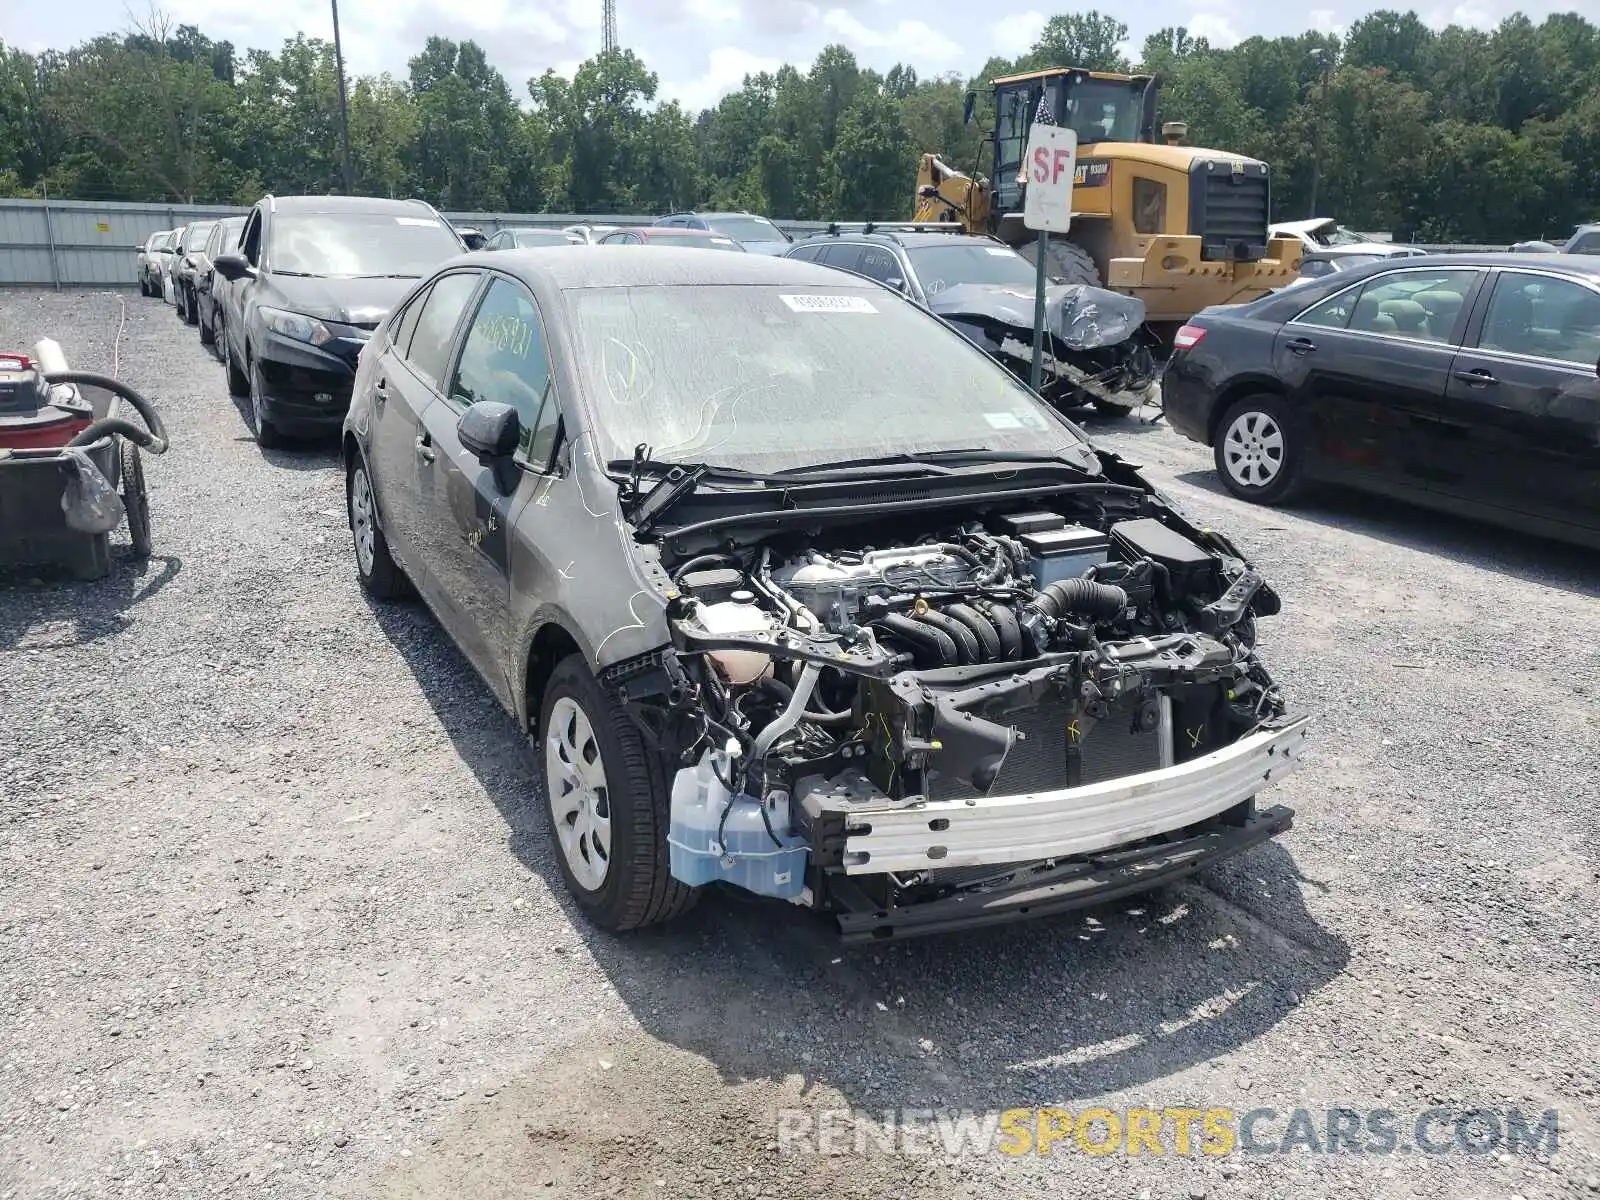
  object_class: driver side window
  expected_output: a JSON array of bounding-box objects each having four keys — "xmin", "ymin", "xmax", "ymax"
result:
[{"xmin": 448, "ymin": 275, "xmax": 562, "ymax": 470}]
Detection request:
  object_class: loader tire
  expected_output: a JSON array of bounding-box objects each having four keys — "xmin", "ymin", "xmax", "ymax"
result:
[{"xmin": 1020, "ymin": 237, "xmax": 1102, "ymax": 288}]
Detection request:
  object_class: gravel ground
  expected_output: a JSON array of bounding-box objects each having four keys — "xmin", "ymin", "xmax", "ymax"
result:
[{"xmin": 2, "ymin": 287, "xmax": 1598, "ymax": 1200}]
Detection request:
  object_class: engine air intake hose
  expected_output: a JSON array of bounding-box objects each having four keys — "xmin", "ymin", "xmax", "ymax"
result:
[
  {"xmin": 1033, "ymin": 578, "xmax": 1128, "ymax": 622},
  {"xmin": 914, "ymin": 610, "xmax": 981, "ymax": 664},
  {"xmin": 874, "ymin": 613, "xmax": 958, "ymax": 668},
  {"xmin": 942, "ymin": 603, "xmax": 1002, "ymax": 662}
]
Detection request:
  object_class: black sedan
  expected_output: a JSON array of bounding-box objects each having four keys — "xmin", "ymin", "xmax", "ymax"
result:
[
  {"xmin": 339, "ymin": 247, "xmax": 1307, "ymax": 942},
  {"xmin": 1162, "ymin": 253, "xmax": 1600, "ymax": 549}
]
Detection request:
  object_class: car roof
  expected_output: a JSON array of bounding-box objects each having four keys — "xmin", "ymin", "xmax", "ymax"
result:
[
  {"xmin": 265, "ymin": 194, "xmax": 437, "ymax": 216},
  {"xmin": 796, "ymin": 231, "xmax": 1004, "ymax": 250},
  {"xmin": 1316, "ymin": 251, "xmax": 1600, "ymax": 277},
  {"xmin": 636, "ymin": 227, "xmax": 734, "ymax": 236},
  {"xmin": 454, "ymin": 245, "xmax": 876, "ymax": 291}
]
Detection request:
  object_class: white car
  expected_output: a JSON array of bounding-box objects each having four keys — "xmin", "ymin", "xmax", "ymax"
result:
[
  {"xmin": 1269, "ymin": 216, "xmax": 1424, "ymax": 260},
  {"xmin": 136, "ymin": 230, "xmax": 173, "ymax": 296}
]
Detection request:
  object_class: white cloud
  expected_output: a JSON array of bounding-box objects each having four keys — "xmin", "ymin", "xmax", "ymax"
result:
[
  {"xmin": 663, "ymin": 46, "xmax": 784, "ymax": 112},
  {"xmin": 820, "ymin": 10, "xmax": 964, "ymax": 70},
  {"xmin": 1308, "ymin": 7, "xmax": 1344, "ymax": 34},
  {"xmin": 685, "ymin": 0, "xmax": 742, "ymax": 21},
  {"xmin": 1423, "ymin": 2, "xmax": 1496, "ymax": 29},
  {"xmin": 991, "ymin": 10, "xmax": 1047, "ymax": 60},
  {"xmin": 1186, "ymin": 12, "xmax": 1242, "ymax": 47}
]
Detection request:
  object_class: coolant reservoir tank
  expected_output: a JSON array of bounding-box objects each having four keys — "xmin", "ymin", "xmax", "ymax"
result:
[{"xmin": 696, "ymin": 590, "xmax": 774, "ymax": 684}]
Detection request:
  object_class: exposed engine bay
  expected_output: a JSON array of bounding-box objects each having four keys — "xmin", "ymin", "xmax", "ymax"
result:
[{"xmin": 621, "ymin": 486, "xmax": 1308, "ymax": 941}]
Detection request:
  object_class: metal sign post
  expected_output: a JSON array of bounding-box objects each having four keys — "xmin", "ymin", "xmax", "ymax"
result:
[{"xmin": 1020, "ymin": 125, "xmax": 1078, "ymax": 392}]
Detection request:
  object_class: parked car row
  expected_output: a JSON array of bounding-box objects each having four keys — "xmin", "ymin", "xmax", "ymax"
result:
[{"xmin": 136, "ymin": 197, "xmax": 793, "ymax": 450}]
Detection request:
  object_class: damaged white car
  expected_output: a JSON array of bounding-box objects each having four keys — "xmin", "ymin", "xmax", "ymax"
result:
[{"xmin": 342, "ymin": 247, "xmax": 1309, "ymax": 943}]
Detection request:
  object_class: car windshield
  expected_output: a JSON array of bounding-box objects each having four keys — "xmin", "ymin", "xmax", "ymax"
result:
[
  {"xmin": 514, "ymin": 231, "xmax": 583, "ymax": 247},
  {"xmin": 1330, "ymin": 254, "xmax": 1381, "ymax": 270},
  {"xmin": 187, "ymin": 223, "xmax": 217, "ymax": 250},
  {"xmin": 704, "ymin": 217, "xmax": 786, "ymax": 243},
  {"xmin": 562, "ymin": 282, "xmax": 1097, "ymax": 474},
  {"xmin": 268, "ymin": 212, "xmax": 463, "ymax": 277},
  {"xmin": 907, "ymin": 243, "xmax": 1037, "ymax": 294}
]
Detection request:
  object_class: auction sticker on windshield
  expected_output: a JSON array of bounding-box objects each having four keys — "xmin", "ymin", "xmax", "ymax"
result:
[
  {"xmin": 780, "ymin": 294, "xmax": 878, "ymax": 313},
  {"xmin": 395, "ymin": 217, "xmax": 441, "ymax": 226}
]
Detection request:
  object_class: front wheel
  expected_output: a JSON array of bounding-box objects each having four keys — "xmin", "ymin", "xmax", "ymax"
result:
[
  {"xmin": 537, "ymin": 655, "xmax": 698, "ymax": 932},
  {"xmin": 184, "ymin": 286, "xmax": 199, "ymax": 326},
  {"xmin": 1213, "ymin": 393, "xmax": 1307, "ymax": 505},
  {"xmin": 198, "ymin": 303, "xmax": 215, "ymax": 346},
  {"xmin": 248, "ymin": 357, "xmax": 283, "ymax": 449}
]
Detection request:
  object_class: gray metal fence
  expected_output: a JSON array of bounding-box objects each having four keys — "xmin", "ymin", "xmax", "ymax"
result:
[
  {"xmin": 0, "ymin": 199, "xmax": 837, "ymax": 288},
  {"xmin": 0, "ymin": 197, "xmax": 1504, "ymax": 288}
]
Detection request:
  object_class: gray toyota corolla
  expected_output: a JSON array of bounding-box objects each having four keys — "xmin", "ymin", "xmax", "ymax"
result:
[{"xmin": 341, "ymin": 247, "xmax": 1309, "ymax": 943}]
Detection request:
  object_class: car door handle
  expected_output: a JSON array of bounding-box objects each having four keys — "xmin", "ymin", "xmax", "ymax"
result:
[
  {"xmin": 1453, "ymin": 368, "xmax": 1497, "ymax": 386},
  {"xmin": 415, "ymin": 433, "xmax": 435, "ymax": 463},
  {"xmin": 373, "ymin": 377, "xmax": 388, "ymax": 407},
  {"xmin": 1286, "ymin": 336, "xmax": 1317, "ymax": 354}
]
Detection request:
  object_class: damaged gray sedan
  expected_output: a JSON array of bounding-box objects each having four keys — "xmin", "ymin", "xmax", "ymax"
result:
[{"xmin": 342, "ymin": 247, "xmax": 1308, "ymax": 943}]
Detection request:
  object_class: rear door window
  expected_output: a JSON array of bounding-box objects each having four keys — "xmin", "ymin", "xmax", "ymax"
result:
[
  {"xmin": 1567, "ymin": 232, "xmax": 1600, "ymax": 255},
  {"xmin": 403, "ymin": 272, "xmax": 481, "ymax": 388},
  {"xmin": 817, "ymin": 243, "xmax": 866, "ymax": 273},
  {"xmin": 1476, "ymin": 273, "xmax": 1600, "ymax": 366}
]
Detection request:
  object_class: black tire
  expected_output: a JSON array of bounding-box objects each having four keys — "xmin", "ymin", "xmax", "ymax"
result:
[
  {"xmin": 248, "ymin": 358, "xmax": 283, "ymax": 449},
  {"xmin": 1212, "ymin": 393, "xmax": 1307, "ymax": 505},
  {"xmin": 120, "ymin": 439, "xmax": 152, "ymax": 557},
  {"xmin": 174, "ymin": 284, "xmax": 186, "ymax": 321},
  {"xmin": 346, "ymin": 453, "xmax": 409, "ymax": 599},
  {"xmin": 1020, "ymin": 237, "xmax": 1102, "ymax": 287},
  {"xmin": 223, "ymin": 328, "xmax": 248, "ymax": 395},
  {"xmin": 198, "ymin": 304, "xmax": 215, "ymax": 346},
  {"xmin": 138, "ymin": 275, "xmax": 150, "ymax": 298},
  {"xmin": 537, "ymin": 654, "xmax": 698, "ymax": 932},
  {"xmin": 184, "ymin": 286, "xmax": 199, "ymax": 326}
]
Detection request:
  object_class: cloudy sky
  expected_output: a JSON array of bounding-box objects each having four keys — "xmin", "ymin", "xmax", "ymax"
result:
[{"xmin": 0, "ymin": 0, "xmax": 1574, "ymax": 114}]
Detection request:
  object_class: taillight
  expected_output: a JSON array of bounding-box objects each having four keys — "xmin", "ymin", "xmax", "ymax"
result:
[{"xmin": 1173, "ymin": 324, "xmax": 1206, "ymax": 351}]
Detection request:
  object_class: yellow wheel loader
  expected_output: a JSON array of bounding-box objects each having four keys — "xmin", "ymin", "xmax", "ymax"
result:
[{"xmin": 913, "ymin": 67, "xmax": 1304, "ymax": 341}]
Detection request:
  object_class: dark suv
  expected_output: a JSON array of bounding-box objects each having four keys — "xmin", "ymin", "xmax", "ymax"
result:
[
  {"xmin": 211, "ymin": 194, "xmax": 466, "ymax": 448},
  {"xmin": 651, "ymin": 211, "xmax": 791, "ymax": 254}
]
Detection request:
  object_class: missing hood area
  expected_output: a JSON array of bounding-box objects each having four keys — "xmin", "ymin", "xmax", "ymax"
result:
[{"xmin": 605, "ymin": 468, "xmax": 1309, "ymax": 941}]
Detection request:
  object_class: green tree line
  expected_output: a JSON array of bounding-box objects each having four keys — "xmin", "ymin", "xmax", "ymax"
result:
[{"xmin": 1, "ymin": 9, "xmax": 1596, "ymax": 243}]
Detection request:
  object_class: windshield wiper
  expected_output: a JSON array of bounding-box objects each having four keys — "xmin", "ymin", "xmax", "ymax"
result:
[{"xmin": 774, "ymin": 448, "xmax": 1095, "ymax": 475}]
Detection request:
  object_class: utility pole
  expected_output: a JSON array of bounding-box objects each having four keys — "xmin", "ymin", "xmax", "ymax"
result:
[
  {"xmin": 602, "ymin": 0, "xmax": 618, "ymax": 54},
  {"xmin": 331, "ymin": 0, "xmax": 356, "ymax": 194},
  {"xmin": 1306, "ymin": 49, "xmax": 1332, "ymax": 218}
]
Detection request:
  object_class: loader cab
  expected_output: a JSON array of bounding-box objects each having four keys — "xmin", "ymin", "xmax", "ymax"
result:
[{"xmin": 990, "ymin": 69, "xmax": 1156, "ymax": 213}]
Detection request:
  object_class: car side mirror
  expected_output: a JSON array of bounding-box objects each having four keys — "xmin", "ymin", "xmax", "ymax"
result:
[
  {"xmin": 458, "ymin": 400, "xmax": 520, "ymax": 462},
  {"xmin": 886, "ymin": 277, "xmax": 909, "ymax": 294},
  {"xmin": 212, "ymin": 253, "xmax": 254, "ymax": 282}
]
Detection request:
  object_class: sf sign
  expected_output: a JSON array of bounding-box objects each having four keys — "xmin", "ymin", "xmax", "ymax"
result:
[{"xmin": 1023, "ymin": 125, "xmax": 1077, "ymax": 233}]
